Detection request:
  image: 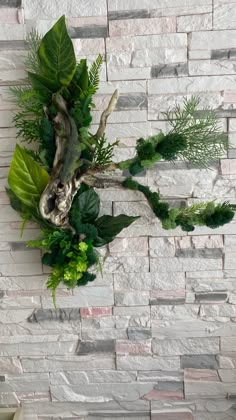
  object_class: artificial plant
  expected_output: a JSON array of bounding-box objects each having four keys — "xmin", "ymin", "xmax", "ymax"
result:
[{"xmin": 7, "ymin": 16, "xmax": 236, "ymax": 300}]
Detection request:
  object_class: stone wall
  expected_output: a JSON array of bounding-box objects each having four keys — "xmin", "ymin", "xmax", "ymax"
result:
[{"xmin": 1, "ymin": 0, "xmax": 236, "ymax": 419}]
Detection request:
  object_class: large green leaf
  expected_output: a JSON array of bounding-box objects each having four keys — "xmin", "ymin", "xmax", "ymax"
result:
[
  {"xmin": 8, "ymin": 145, "xmax": 49, "ymax": 208},
  {"xmin": 94, "ymin": 214, "xmax": 139, "ymax": 246},
  {"xmin": 28, "ymin": 72, "xmax": 58, "ymax": 96},
  {"xmin": 78, "ymin": 188, "xmax": 100, "ymax": 223},
  {"xmin": 38, "ymin": 15, "xmax": 76, "ymax": 88},
  {"xmin": 69, "ymin": 187, "xmax": 100, "ymax": 226}
]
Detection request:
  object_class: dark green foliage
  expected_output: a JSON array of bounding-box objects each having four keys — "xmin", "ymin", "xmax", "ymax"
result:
[
  {"xmin": 78, "ymin": 272, "xmax": 96, "ymax": 286},
  {"xmin": 72, "ymin": 59, "xmax": 89, "ymax": 93},
  {"xmin": 203, "ymin": 202, "xmax": 235, "ymax": 228},
  {"xmin": 94, "ymin": 214, "xmax": 139, "ymax": 246},
  {"xmin": 38, "ymin": 118, "xmax": 55, "ymax": 169},
  {"xmin": 75, "ymin": 188, "xmax": 100, "ymax": 223},
  {"xmin": 163, "ymin": 96, "xmax": 228, "ymax": 167},
  {"xmin": 156, "ymin": 133, "xmax": 187, "ymax": 161},
  {"xmin": 122, "ymin": 178, "xmax": 169, "ymax": 220},
  {"xmin": 122, "ymin": 177, "xmax": 139, "ymax": 191},
  {"xmin": 70, "ymin": 97, "xmax": 93, "ymax": 128},
  {"xmin": 136, "ymin": 139, "xmax": 156, "ymax": 160},
  {"xmin": 75, "ymin": 223, "xmax": 99, "ymax": 241},
  {"xmin": 69, "ymin": 186, "xmax": 100, "ymax": 229},
  {"xmin": 136, "ymin": 138, "xmax": 156, "ymax": 160},
  {"xmin": 129, "ymin": 160, "xmax": 145, "ymax": 175}
]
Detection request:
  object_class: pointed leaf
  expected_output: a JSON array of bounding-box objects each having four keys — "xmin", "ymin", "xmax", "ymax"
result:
[
  {"xmin": 28, "ymin": 71, "xmax": 58, "ymax": 96},
  {"xmin": 77, "ymin": 188, "xmax": 100, "ymax": 223},
  {"xmin": 38, "ymin": 15, "xmax": 76, "ymax": 87},
  {"xmin": 8, "ymin": 145, "xmax": 49, "ymax": 208},
  {"xmin": 94, "ymin": 214, "xmax": 139, "ymax": 246}
]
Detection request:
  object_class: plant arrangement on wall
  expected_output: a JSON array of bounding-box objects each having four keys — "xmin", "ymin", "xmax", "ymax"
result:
[{"xmin": 7, "ymin": 16, "xmax": 236, "ymax": 301}]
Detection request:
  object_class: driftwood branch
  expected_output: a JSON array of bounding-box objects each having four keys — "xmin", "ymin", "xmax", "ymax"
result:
[
  {"xmin": 39, "ymin": 90, "xmax": 119, "ymax": 228},
  {"xmin": 95, "ymin": 89, "xmax": 119, "ymax": 139}
]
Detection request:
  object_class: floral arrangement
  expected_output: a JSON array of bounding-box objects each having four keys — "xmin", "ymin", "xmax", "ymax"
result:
[{"xmin": 7, "ymin": 16, "xmax": 235, "ymax": 302}]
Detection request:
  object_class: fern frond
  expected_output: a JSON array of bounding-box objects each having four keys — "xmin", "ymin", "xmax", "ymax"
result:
[
  {"xmin": 162, "ymin": 96, "xmax": 228, "ymax": 168},
  {"xmin": 10, "ymin": 86, "xmax": 44, "ymax": 116},
  {"xmin": 25, "ymin": 29, "xmax": 41, "ymax": 73},
  {"xmin": 88, "ymin": 54, "xmax": 103, "ymax": 93},
  {"xmin": 93, "ymin": 134, "xmax": 119, "ymax": 166}
]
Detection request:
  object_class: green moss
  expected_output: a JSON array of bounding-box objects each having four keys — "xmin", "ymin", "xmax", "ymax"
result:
[
  {"xmin": 156, "ymin": 133, "xmax": 187, "ymax": 161},
  {"xmin": 203, "ymin": 203, "xmax": 235, "ymax": 228},
  {"xmin": 137, "ymin": 138, "xmax": 156, "ymax": 160}
]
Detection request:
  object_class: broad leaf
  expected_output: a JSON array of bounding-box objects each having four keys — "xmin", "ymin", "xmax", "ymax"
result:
[
  {"xmin": 38, "ymin": 15, "xmax": 76, "ymax": 88},
  {"xmin": 8, "ymin": 145, "xmax": 49, "ymax": 208},
  {"xmin": 28, "ymin": 72, "xmax": 58, "ymax": 96},
  {"xmin": 94, "ymin": 214, "xmax": 139, "ymax": 246},
  {"xmin": 71, "ymin": 60, "xmax": 89, "ymax": 94},
  {"xmin": 69, "ymin": 188, "xmax": 100, "ymax": 235},
  {"xmin": 78, "ymin": 188, "xmax": 100, "ymax": 223}
]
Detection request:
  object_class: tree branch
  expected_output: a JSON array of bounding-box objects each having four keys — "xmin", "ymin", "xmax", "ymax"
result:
[{"xmin": 95, "ymin": 89, "xmax": 119, "ymax": 139}]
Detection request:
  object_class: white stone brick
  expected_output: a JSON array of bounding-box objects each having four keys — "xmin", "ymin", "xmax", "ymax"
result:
[
  {"xmin": 221, "ymin": 159, "xmax": 236, "ymax": 175},
  {"xmin": 98, "ymin": 80, "xmax": 147, "ymax": 94},
  {"xmin": 225, "ymin": 252, "xmax": 236, "ymax": 269},
  {"xmin": 190, "ymin": 29, "xmax": 236, "ymax": 50},
  {"xmin": 103, "ymin": 256, "xmax": 149, "ymax": 273},
  {"xmin": 24, "ymin": 0, "xmax": 107, "ymax": 19},
  {"xmin": 221, "ymin": 336, "xmax": 236, "ymax": 352},
  {"xmin": 152, "ymin": 319, "xmax": 236, "ymax": 339},
  {"xmin": 200, "ymin": 304, "xmax": 236, "ymax": 317},
  {"xmin": 148, "ymin": 75, "xmax": 236, "ymax": 95},
  {"xmin": 50, "ymin": 382, "xmax": 155, "ymax": 402},
  {"xmin": 189, "ymin": 60, "xmax": 236, "ymax": 76},
  {"xmin": 109, "ymin": 237, "xmax": 148, "ymax": 256},
  {"xmin": 72, "ymin": 38, "xmax": 105, "ymax": 56},
  {"xmin": 148, "ymin": 93, "xmax": 223, "ymax": 120},
  {"xmin": 42, "ymin": 286, "xmax": 114, "ymax": 308},
  {"xmin": 214, "ymin": 0, "xmax": 236, "ymax": 30},
  {"xmin": 107, "ymin": 66, "xmax": 151, "ymax": 81},
  {"xmin": 191, "ymin": 235, "xmax": 223, "ymax": 249},
  {"xmin": 0, "ymin": 296, "xmax": 41, "ymax": 310},
  {"xmin": 0, "ymin": 24, "xmax": 24, "ymax": 41},
  {"xmin": 149, "ymin": 237, "xmax": 175, "ymax": 257},
  {"xmin": 108, "ymin": 0, "xmax": 212, "ymax": 16},
  {"xmin": 116, "ymin": 355, "xmax": 180, "ymax": 371},
  {"xmin": 177, "ymin": 13, "xmax": 212, "ymax": 32},
  {"xmin": 189, "ymin": 50, "xmax": 212, "ymax": 60},
  {"xmin": 150, "ymin": 257, "xmax": 222, "ymax": 272},
  {"xmin": 21, "ymin": 356, "xmax": 115, "ymax": 373},
  {"xmin": 218, "ymin": 369, "xmax": 236, "ymax": 382},
  {"xmin": 152, "ymin": 337, "xmax": 219, "ymax": 355},
  {"xmin": 185, "ymin": 380, "xmax": 236, "ymax": 398},
  {"xmin": 151, "ymin": 305, "xmax": 199, "ymax": 320},
  {"xmin": 106, "ymin": 34, "xmax": 187, "ymax": 53},
  {"xmin": 109, "ymin": 17, "xmax": 176, "ymax": 37}
]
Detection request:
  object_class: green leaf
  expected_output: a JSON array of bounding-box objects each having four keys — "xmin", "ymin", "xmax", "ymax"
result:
[
  {"xmin": 38, "ymin": 15, "xmax": 76, "ymax": 88},
  {"xmin": 8, "ymin": 144, "xmax": 49, "ymax": 208},
  {"xmin": 94, "ymin": 214, "xmax": 139, "ymax": 246},
  {"xmin": 73, "ymin": 59, "xmax": 89, "ymax": 91},
  {"xmin": 28, "ymin": 71, "xmax": 58, "ymax": 96},
  {"xmin": 78, "ymin": 188, "xmax": 100, "ymax": 223}
]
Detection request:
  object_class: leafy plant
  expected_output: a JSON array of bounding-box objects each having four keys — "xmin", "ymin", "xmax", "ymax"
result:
[
  {"xmin": 93, "ymin": 134, "xmax": 119, "ymax": 166},
  {"xmin": 8, "ymin": 16, "xmax": 235, "ymax": 302},
  {"xmin": 8, "ymin": 145, "xmax": 49, "ymax": 208}
]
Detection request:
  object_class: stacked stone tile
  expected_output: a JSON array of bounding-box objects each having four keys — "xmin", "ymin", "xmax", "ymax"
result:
[{"xmin": 1, "ymin": 0, "xmax": 236, "ymax": 419}]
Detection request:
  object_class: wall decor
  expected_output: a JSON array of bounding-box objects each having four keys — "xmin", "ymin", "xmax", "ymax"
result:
[{"xmin": 7, "ymin": 15, "xmax": 235, "ymax": 302}]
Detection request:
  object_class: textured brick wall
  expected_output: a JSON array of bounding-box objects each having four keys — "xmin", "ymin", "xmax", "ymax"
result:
[{"xmin": 1, "ymin": 0, "xmax": 236, "ymax": 419}]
